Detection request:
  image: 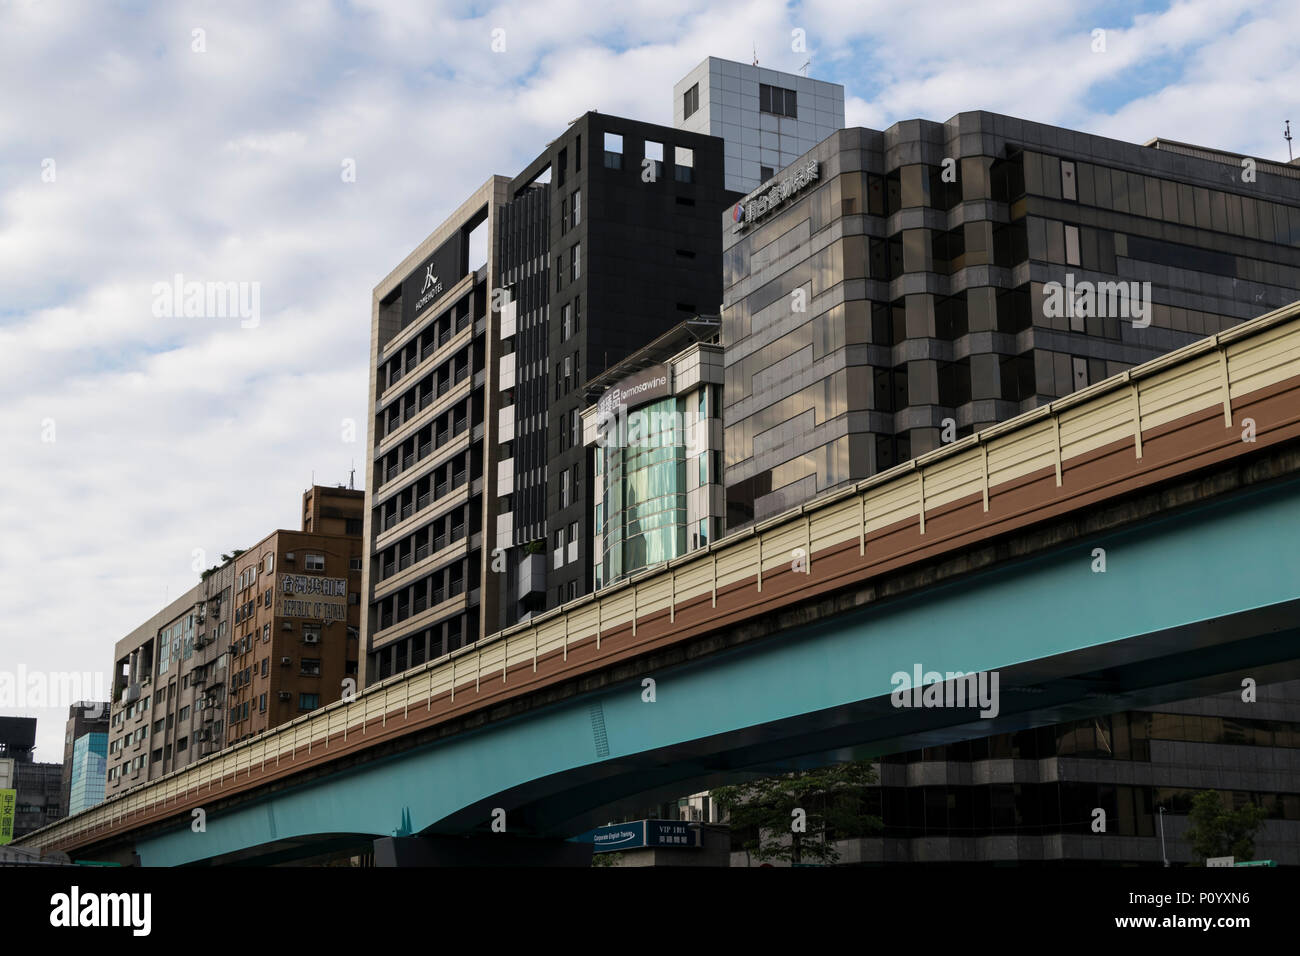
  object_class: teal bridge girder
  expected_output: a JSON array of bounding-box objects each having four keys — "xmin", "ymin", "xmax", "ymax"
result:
[{"xmin": 136, "ymin": 473, "xmax": 1300, "ymax": 865}]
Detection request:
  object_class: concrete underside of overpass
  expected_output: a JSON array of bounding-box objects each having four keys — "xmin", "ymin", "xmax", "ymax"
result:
[{"xmin": 101, "ymin": 443, "xmax": 1300, "ymax": 866}]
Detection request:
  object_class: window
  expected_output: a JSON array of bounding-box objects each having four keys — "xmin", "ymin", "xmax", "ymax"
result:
[
  {"xmin": 556, "ymin": 251, "xmax": 563, "ymax": 291},
  {"xmin": 301, "ymin": 658, "xmax": 321, "ymax": 676},
  {"xmin": 604, "ymin": 132, "xmax": 623, "ymax": 169},
  {"xmin": 574, "ymin": 296, "xmax": 581, "ymax": 334},
  {"xmin": 760, "ymin": 165, "xmax": 774, "ymax": 182},
  {"xmin": 1064, "ymin": 224, "xmax": 1081, "ymax": 266},
  {"xmin": 561, "ymin": 468, "xmax": 571, "ymax": 508},
  {"xmin": 571, "ymin": 189, "xmax": 581, "ymax": 227},
  {"xmin": 759, "ymin": 83, "xmax": 796, "ymax": 118},
  {"xmin": 259, "ymin": 693, "xmax": 266, "ymax": 713},
  {"xmin": 264, "ymin": 587, "xmax": 272, "ymax": 606},
  {"xmin": 676, "ymin": 145, "xmax": 696, "ymax": 184},
  {"xmin": 261, "ymin": 657, "xmax": 269, "ymax": 677},
  {"xmin": 1061, "ymin": 160, "xmax": 1077, "ymax": 201},
  {"xmin": 561, "ymin": 302, "xmax": 572, "ymax": 340},
  {"xmin": 305, "ymin": 553, "xmax": 325, "ymax": 572},
  {"xmin": 262, "ymin": 622, "xmax": 269, "ymax": 643},
  {"xmin": 575, "ymin": 134, "xmax": 581, "ymax": 171},
  {"xmin": 349, "ymin": 557, "xmax": 362, "ymax": 571},
  {"xmin": 299, "ymin": 693, "xmax": 319, "ymax": 711},
  {"xmin": 345, "ymin": 518, "xmax": 362, "ymax": 534},
  {"xmin": 683, "ymin": 82, "xmax": 699, "ymax": 119},
  {"xmin": 570, "ymin": 242, "xmax": 581, "ymax": 282},
  {"xmin": 557, "ymin": 147, "xmax": 567, "ymax": 187},
  {"xmin": 560, "ymin": 195, "xmax": 568, "ymax": 235},
  {"xmin": 644, "ymin": 140, "xmax": 663, "ymax": 181},
  {"xmin": 179, "ymin": 705, "xmax": 190, "ymax": 721}
]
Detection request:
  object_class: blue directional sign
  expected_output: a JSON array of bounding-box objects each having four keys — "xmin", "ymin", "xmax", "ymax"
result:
[{"xmin": 573, "ymin": 819, "xmax": 701, "ymax": 853}]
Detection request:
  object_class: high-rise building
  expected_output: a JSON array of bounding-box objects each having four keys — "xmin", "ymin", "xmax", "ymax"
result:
[
  {"xmin": 361, "ymin": 177, "xmax": 506, "ymax": 686},
  {"xmin": 580, "ymin": 317, "xmax": 726, "ymax": 590},
  {"xmin": 106, "ymin": 486, "xmax": 363, "ymax": 795},
  {"xmin": 674, "ymin": 56, "xmax": 845, "ymax": 194},
  {"xmin": 362, "ymin": 114, "xmax": 739, "ymax": 685},
  {"xmin": 720, "ymin": 113, "xmax": 1300, "ymax": 527},
  {"xmin": 713, "ymin": 111, "xmax": 1300, "ymax": 864},
  {"xmin": 494, "ymin": 112, "xmax": 737, "ymax": 628},
  {"xmin": 61, "ymin": 702, "xmax": 108, "ymax": 816}
]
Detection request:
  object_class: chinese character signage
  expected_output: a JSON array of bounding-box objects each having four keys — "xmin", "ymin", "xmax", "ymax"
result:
[
  {"xmin": 732, "ymin": 159, "xmax": 820, "ymax": 233},
  {"xmin": 0, "ymin": 789, "xmax": 16, "ymax": 845},
  {"xmin": 277, "ymin": 575, "xmax": 348, "ymax": 622}
]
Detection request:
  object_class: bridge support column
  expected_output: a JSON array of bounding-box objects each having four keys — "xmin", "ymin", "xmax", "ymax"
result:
[{"xmin": 373, "ymin": 835, "xmax": 593, "ymax": 867}]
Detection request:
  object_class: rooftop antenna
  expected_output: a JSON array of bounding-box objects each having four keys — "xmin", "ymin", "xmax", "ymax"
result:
[
  {"xmin": 1286, "ymin": 120, "xmax": 1294, "ymax": 162},
  {"xmin": 752, "ymin": 43, "xmax": 758, "ymax": 67},
  {"xmin": 799, "ymin": 60, "xmax": 810, "ymax": 76},
  {"xmin": 349, "ymin": 461, "xmax": 356, "ymax": 490}
]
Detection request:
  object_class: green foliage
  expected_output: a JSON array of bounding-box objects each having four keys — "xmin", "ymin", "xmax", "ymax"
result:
[
  {"xmin": 591, "ymin": 851, "xmax": 623, "ymax": 867},
  {"xmin": 1183, "ymin": 790, "xmax": 1267, "ymax": 862},
  {"xmin": 711, "ymin": 760, "xmax": 881, "ymax": 865},
  {"xmin": 200, "ymin": 549, "xmax": 247, "ymax": 582}
]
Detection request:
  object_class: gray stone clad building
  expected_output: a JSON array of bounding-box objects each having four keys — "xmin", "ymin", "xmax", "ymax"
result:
[{"xmin": 720, "ymin": 111, "xmax": 1300, "ymax": 528}]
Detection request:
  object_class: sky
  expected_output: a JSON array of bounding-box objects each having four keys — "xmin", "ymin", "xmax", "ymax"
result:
[{"xmin": 1, "ymin": 0, "xmax": 1297, "ymax": 763}]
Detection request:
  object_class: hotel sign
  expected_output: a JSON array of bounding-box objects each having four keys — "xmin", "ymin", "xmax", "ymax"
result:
[
  {"xmin": 597, "ymin": 363, "xmax": 670, "ymax": 418},
  {"xmin": 401, "ymin": 233, "xmax": 466, "ymax": 327},
  {"xmin": 732, "ymin": 159, "xmax": 820, "ymax": 233},
  {"xmin": 277, "ymin": 574, "xmax": 347, "ymax": 622}
]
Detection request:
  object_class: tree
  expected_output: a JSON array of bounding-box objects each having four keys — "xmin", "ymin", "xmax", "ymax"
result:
[
  {"xmin": 1183, "ymin": 790, "xmax": 1268, "ymax": 862},
  {"xmin": 710, "ymin": 761, "xmax": 882, "ymax": 865}
]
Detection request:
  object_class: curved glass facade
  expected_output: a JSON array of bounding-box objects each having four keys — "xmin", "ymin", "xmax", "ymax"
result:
[{"xmin": 597, "ymin": 396, "xmax": 688, "ymax": 586}]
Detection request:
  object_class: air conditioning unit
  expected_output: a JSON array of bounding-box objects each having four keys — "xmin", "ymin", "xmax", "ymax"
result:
[
  {"xmin": 278, "ymin": 692, "xmax": 291, "ymax": 701},
  {"xmin": 280, "ymin": 657, "xmax": 292, "ymax": 666},
  {"xmin": 303, "ymin": 633, "xmax": 320, "ymax": 645}
]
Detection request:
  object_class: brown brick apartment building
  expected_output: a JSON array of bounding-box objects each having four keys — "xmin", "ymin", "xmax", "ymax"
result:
[
  {"xmin": 226, "ymin": 486, "xmax": 363, "ymax": 743},
  {"xmin": 106, "ymin": 486, "xmax": 363, "ymax": 797}
]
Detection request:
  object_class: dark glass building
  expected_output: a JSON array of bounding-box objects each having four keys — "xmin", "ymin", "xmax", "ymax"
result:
[
  {"xmin": 718, "ymin": 111, "xmax": 1300, "ymax": 865},
  {"xmin": 721, "ymin": 112, "xmax": 1300, "ymax": 527},
  {"xmin": 494, "ymin": 113, "xmax": 740, "ymax": 627}
]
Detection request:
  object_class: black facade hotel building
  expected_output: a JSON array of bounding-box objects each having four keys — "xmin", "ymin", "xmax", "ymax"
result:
[
  {"xmin": 721, "ymin": 112, "xmax": 1300, "ymax": 527},
  {"xmin": 494, "ymin": 112, "xmax": 740, "ymax": 627}
]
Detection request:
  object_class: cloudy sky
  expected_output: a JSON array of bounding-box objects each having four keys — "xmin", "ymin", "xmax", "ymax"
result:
[{"xmin": 2, "ymin": 0, "xmax": 1296, "ymax": 761}]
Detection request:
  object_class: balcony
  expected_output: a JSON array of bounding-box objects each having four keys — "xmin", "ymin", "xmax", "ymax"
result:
[{"xmin": 517, "ymin": 552, "xmax": 546, "ymax": 601}]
